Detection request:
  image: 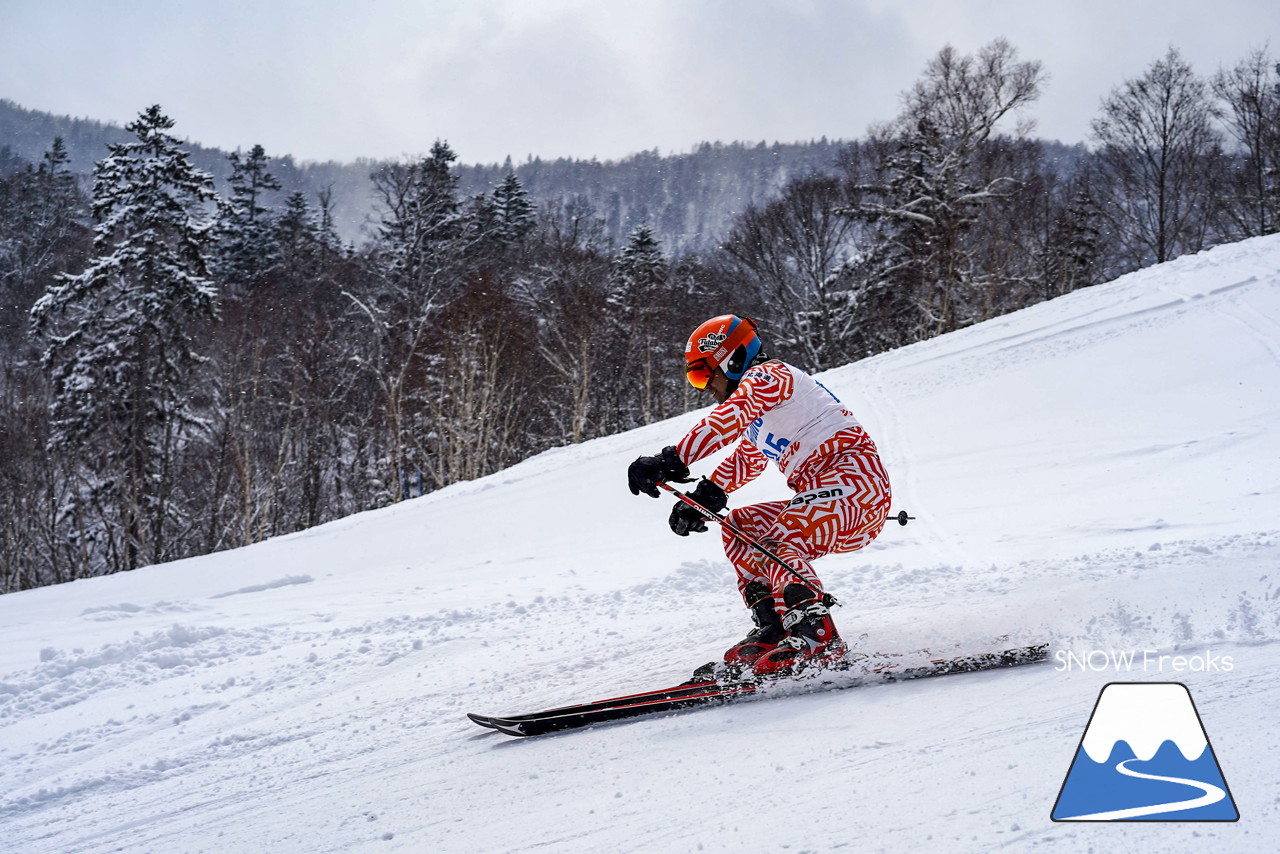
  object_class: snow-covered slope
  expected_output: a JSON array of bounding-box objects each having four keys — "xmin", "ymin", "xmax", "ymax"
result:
[{"xmin": 3, "ymin": 236, "xmax": 1279, "ymax": 852}]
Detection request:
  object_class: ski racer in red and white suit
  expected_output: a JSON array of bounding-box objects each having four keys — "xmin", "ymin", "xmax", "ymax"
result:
[
  {"xmin": 628, "ymin": 314, "xmax": 892, "ymax": 674},
  {"xmin": 676, "ymin": 359, "xmax": 892, "ymax": 613},
  {"xmin": 627, "ymin": 313, "xmax": 890, "ymax": 676}
]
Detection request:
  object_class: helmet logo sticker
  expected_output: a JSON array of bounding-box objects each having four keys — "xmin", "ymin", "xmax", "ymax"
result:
[{"xmin": 697, "ymin": 331, "xmax": 727, "ymax": 353}]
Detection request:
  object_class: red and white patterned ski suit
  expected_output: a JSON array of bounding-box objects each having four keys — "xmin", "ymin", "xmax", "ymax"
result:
[{"xmin": 675, "ymin": 360, "xmax": 891, "ymax": 614}]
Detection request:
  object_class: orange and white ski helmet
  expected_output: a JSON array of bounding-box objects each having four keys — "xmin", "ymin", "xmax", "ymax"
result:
[{"xmin": 683, "ymin": 315, "xmax": 764, "ymax": 389}]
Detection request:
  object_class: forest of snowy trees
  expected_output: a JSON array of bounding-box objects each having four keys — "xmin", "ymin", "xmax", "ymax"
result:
[{"xmin": 2, "ymin": 41, "xmax": 1278, "ymax": 591}]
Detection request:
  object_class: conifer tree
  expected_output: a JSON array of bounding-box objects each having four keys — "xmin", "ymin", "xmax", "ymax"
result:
[
  {"xmin": 214, "ymin": 144, "xmax": 282, "ymax": 292},
  {"xmin": 373, "ymin": 140, "xmax": 463, "ymax": 295},
  {"xmin": 30, "ymin": 105, "xmax": 218, "ymax": 573},
  {"xmin": 274, "ymin": 191, "xmax": 319, "ymax": 283},
  {"xmin": 1041, "ymin": 179, "xmax": 1105, "ymax": 297},
  {"xmin": 608, "ymin": 224, "xmax": 669, "ymax": 424},
  {"xmin": 0, "ymin": 137, "xmax": 89, "ymax": 343},
  {"xmin": 360, "ymin": 140, "xmax": 467, "ymax": 497},
  {"xmin": 850, "ymin": 39, "xmax": 1045, "ymax": 338},
  {"xmin": 491, "ymin": 171, "xmax": 534, "ymax": 245}
]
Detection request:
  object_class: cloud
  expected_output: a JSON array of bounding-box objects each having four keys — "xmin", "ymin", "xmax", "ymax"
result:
[{"xmin": 2, "ymin": 0, "xmax": 1277, "ymax": 164}]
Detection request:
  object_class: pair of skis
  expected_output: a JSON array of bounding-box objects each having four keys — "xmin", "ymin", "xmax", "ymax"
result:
[
  {"xmin": 468, "ymin": 642, "xmax": 1049, "ymax": 737},
  {"xmin": 470, "ymin": 484, "xmax": 1042, "ymax": 737}
]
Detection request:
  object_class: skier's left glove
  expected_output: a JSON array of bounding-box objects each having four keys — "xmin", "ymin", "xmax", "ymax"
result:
[
  {"xmin": 628, "ymin": 446, "xmax": 692, "ymax": 497},
  {"xmin": 669, "ymin": 478, "xmax": 728, "ymax": 536}
]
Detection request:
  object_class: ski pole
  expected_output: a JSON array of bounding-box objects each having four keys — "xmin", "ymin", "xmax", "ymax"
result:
[
  {"xmin": 658, "ymin": 482, "xmax": 915, "ymax": 585},
  {"xmin": 657, "ymin": 480, "xmax": 817, "ymax": 590}
]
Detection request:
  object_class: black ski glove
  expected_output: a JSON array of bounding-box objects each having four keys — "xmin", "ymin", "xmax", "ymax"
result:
[
  {"xmin": 627, "ymin": 446, "xmax": 692, "ymax": 498},
  {"xmin": 669, "ymin": 478, "xmax": 728, "ymax": 536}
]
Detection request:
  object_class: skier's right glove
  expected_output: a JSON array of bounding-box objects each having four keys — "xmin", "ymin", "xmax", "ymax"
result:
[
  {"xmin": 628, "ymin": 446, "xmax": 692, "ymax": 498},
  {"xmin": 669, "ymin": 478, "xmax": 727, "ymax": 536}
]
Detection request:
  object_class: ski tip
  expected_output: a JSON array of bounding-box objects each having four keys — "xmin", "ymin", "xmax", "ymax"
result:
[
  {"xmin": 467, "ymin": 712, "xmax": 497, "ymax": 729},
  {"xmin": 1015, "ymin": 642, "xmax": 1051, "ymax": 663},
  {"xmin": 468, "ymin": 712, "xmax": 531, "ymax": 737}
]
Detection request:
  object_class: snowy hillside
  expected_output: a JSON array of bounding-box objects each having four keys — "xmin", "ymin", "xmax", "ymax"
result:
[{"xmin": 2, "ymin": 236, "xmax": 1279, "ymax": 852}]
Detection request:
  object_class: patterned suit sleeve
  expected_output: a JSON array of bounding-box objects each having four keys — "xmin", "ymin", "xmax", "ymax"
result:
[
  {"xmin": 674, "ymin": 362, "xmax": 792, "ymax": 476},
  {"xmin": 711, "ymin": 442, "xmax": 768, "ymax": 493}
]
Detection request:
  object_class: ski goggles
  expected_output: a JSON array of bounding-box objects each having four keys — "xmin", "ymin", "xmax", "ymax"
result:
[
  {"xmin": 684, "ymin": 357, "xmax": 719, "ymax": 390},
  {"xmin": 684, "ymin": 318, "xmax": 756, "ymax": 389}
]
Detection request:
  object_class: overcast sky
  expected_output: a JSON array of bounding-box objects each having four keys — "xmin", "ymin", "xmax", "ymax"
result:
[{"xmin": 3, "ymin": 0, "xmax": 1277, "ymax": 166}]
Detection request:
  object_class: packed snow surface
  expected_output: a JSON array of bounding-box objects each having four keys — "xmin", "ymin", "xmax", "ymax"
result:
[{"xmin": 3, "ymin": 236, "xmax": 1279, "ymax": 852}]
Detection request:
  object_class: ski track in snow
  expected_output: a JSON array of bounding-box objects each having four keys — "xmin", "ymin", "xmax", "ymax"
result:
[{"xmin": 2, "ymin": 236, "xmax": 1280, "ymax": 852}]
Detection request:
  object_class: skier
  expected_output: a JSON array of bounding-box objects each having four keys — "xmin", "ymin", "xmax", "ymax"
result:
[{"xmin": 627, "ymin": 315, "xmax": 892, "ymax": 676}]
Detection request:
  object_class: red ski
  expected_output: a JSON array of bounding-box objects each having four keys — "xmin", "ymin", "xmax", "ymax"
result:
[{"xmin": 468, "ymin": 642, "xmax": 1049, "ymax": 737}]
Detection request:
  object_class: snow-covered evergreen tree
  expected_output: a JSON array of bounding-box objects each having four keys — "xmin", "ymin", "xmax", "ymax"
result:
[
  {"xmin": 213, "ymin": 144, "xmax": 282, "ymax": 292},
  {"xmin": 611, "ymin": 223, "xmax": 665, "ymax": 301},
  {"xmin": 852, "ymin": 39, "xmax": 1045, "ymax": 339},
  {"xmin": 853, "ymin": 121, "xmax": 951, "ymax": 345},
  {"xmin": 490, "ymin": 171, "xmax": 534, "ymax": 246},
  {"xmin": 608, "ymin": 224, "xmax": 669, "ymax": 425},
  {"xmin": 274, "ymin": 191, "xmax": 320, "ymax": 284},
  {"xmin": 360, "ymin": 140, "xmax": 468, "ymax": 499},
  {"xmin": 1040, "ymin": 178, "xmax": 1105, "ymax": 297},
  {"xmin": 30, "ymin": 105, "xmax": 218, "ymax": 573},
  {"xmin": 0, "ymin": 137, "xmax": 89, "ymax": 344},
  {"xmin": 373, "ymin": 139, "xmax": 463, "ymax": 296},
  {"xmin": 272, "ymin": 189, "xmax": 346, "ymax": 299}
]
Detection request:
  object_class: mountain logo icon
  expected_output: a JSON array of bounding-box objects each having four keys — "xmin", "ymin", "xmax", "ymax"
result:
[{"xmin": 1052, "ymin": 682, "xmax": 1238, "ymax": 821}]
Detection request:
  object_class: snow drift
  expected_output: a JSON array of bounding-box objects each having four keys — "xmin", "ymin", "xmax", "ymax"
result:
[{"xmin": 2, "ymin": 235, "xmax": 1279, "ymax": 852}]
